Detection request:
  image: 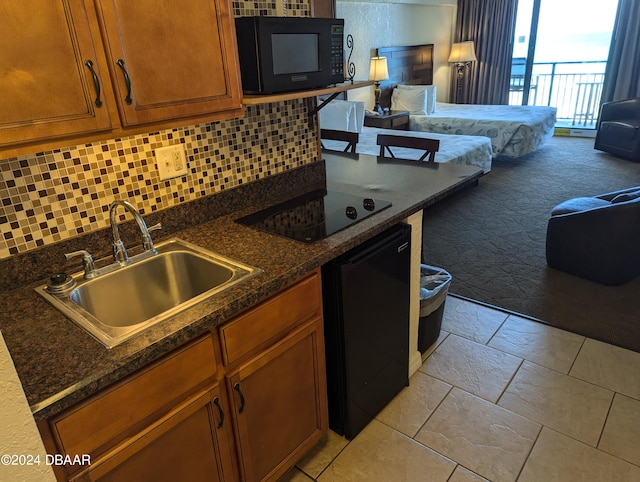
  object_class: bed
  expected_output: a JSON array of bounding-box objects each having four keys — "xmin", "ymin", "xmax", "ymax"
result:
[
  {"xmin": 408, "ymin": 103, "xmax": 557, "ymax": 158},
  {"xmin": 377, "ymin": 45, "xmax": 557, "ymax": 158}
]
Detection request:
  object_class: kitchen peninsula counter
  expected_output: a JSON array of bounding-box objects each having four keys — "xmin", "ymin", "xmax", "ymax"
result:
[{"xmin": 0, "ymin": 152, "xmax": 483, "ymax": 421}]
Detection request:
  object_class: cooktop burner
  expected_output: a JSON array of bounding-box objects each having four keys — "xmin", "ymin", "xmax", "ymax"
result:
[{"xmin": 236, "ymin": 189, "xmax": 392, "ymax": 243}]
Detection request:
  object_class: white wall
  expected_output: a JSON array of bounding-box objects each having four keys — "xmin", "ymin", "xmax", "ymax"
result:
[
  {"xmin": 0, "ymin": 333, "xmax": 55, "ymax": 482},
  {"xmin": 405, "ymin": 210, "xmax": 424, "ymax": 377},
  {"xmin": 337, "ymin": 0, "xmax": 457, "ymax": 108}
]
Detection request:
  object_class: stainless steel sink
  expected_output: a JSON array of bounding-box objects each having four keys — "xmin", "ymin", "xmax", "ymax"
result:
[{"xmin": 36, "ymin": 238, "xmax": 261, "ymax": 348}]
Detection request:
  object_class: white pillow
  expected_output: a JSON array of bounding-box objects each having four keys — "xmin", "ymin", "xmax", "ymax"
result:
[
  {"xmin": 391, "ymin": 88, "xmax": 428, "ymax": 115},
  {"xmin": 349, "ymin": 101, "xmax": 365, "ymax": 133},
  {"xmin": 319, "ymin": 100, "xmax": 364, "ymax": 133},
  {"xmin": 319, "ymin": 99, "xmax": 354, "ymax": 132},
  {"xmin": 428, "ymin": 85, "xmax": 437, "ymax": 113},
  {"xmin": 396, "ymin": 84, "xmax": 437, "ymax": 114}
]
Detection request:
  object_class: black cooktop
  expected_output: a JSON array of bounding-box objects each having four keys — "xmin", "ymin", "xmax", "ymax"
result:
[{"xmin": 236, "ymin": 189, "xmax": 392, "ymax": 243}]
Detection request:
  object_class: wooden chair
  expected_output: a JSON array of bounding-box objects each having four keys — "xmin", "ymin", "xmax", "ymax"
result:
[
  {"xmin": 321, "ymin": 129, "xmax": 359, "ymax": 153},
  {"xmin": 377, "ymin": 134, "xmax": 440, "ymax": 162}
]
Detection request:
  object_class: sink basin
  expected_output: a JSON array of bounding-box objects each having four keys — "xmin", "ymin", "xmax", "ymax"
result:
[{"xmin": 36, "ymin": 238, "xmax": 261, "ymax": 348}]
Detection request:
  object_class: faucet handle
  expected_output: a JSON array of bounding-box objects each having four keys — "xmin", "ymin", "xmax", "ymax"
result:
[
  {"xmin": 142, "ymin": 222, "xmax": 162, "ymax": 253},
  {"xmin": 65, "ymin": 250, "xmax": 99, "ymax": 279}
]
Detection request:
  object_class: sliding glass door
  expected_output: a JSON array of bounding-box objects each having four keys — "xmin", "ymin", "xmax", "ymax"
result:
[{"xmin": 510, "ymin": 0, "xmax": 618, "ymax": 127}]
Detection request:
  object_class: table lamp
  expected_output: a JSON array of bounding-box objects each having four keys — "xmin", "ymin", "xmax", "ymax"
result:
[
  {"xmin": 448, "ymin": 41, "xmax": 477, "ymax": 102},
  {"xmin": 369, "ymin": 56, "xmax": 389, "ymax": 114}
]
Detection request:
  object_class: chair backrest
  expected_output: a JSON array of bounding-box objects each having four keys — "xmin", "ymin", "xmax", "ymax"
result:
[
  {"xmin": 377, "ymin": 134, "xmax": 440, "ymax": 162},
  {"xmin": 600, "ymin": 97, "xmax": 640, "ymax": 121},
  {"xmin": 321, "ymin": 129, "xmax": 359, "ymax": 153}
]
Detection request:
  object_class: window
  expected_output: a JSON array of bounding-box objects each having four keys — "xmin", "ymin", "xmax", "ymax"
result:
[{"xmin": 510, "ymin": 0, "xmax": 618, "ymax": 128}]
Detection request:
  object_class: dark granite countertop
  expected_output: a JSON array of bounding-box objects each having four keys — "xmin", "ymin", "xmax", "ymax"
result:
[{"xmin": 0, "ymin": 152, "xmax": 482, "ymax": 421}]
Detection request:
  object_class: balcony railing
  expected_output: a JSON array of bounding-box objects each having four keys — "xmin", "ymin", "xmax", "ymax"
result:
[{"xmin": 509, "ymin": 60, "xmax": 607, "ymax": 127}]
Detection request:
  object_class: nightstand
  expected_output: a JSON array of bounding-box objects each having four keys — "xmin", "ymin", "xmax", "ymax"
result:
[{"xmin": 364, "ymin": 110, "xmax": 410, "ymax": 130}]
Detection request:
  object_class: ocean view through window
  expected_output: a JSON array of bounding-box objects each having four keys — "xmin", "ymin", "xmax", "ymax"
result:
[{"xmin": 510, "ymin": 0, "xmax": 619, "ymax": 128}]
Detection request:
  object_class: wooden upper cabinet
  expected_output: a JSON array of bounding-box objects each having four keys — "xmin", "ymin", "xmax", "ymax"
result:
[
  {"xmin": 0, "ymin": 0, "xmax": 243, "ymax": 156},
  {"xmin": 0, "ymin": 0, "xmax": 114, "ymax": 148},
  {"xmin": 310, "ymin": 0, "xmax": 336, "ymax": 18},
  {"xmin": 94, "ymin": 0, "xmax": 243, "ymax": 126}
]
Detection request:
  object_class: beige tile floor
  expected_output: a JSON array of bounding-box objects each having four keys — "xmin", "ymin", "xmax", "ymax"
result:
[{"xmin": 280, "ymin": 296, "xmax": 640, "ymax": 482}]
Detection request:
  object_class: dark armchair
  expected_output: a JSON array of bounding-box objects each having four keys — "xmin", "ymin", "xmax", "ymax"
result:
[
  {"xmin": 546, "ymin": 186, "xmax": 640, "ymax": 285},
  {"xmin": 594, "ymin": 97, "xmax": 640, "ymax": 162}
]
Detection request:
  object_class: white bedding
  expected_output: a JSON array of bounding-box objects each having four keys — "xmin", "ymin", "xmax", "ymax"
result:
[
  {"xmin": 408, "ymin": 103, "xmax": 557, "ymax": 158},
  {"xmin": 322, "ymin": 126, "xmax": 493, "ymax": 174}
]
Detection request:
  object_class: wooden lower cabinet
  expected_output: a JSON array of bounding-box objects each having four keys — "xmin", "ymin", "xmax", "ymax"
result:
[
  {"xmin": 39, "ymin": 271, "xmax": 327, "ymax": 482},
  {"xmin": 217, "ymin": 270, "xmax": 328, "ymax": 481},
  {"xmin": 72, "ymin": 385, "xmax": 237, "ymax": 482},
  {"xmin": 226, "ymin": 317, "xmax": 327, "ymax": 481},
  {"xmin": 39, "ymin": 334, "xmax": 238, "ymax": 482}
]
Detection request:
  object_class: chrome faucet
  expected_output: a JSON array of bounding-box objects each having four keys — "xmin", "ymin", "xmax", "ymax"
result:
[{"xmin": 109, "ymin": 200, "xmax": 161, "ymax": 265}]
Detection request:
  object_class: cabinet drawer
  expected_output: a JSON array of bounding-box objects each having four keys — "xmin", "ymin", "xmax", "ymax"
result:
[
  {"xmin": 219, "ymin": 271, "xmax": 322, "ymax": 366},
  {"xmin": 49, "ymin": 334, "xmax": 217, "ymax": 459}
]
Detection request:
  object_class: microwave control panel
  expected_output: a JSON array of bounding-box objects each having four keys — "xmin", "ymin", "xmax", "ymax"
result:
[{"xmin": 330, "ymin": 20, "xmax": 345, "ymax": 83}]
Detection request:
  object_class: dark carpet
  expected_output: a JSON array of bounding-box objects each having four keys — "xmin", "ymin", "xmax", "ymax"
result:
[{"xmin": 422, "ymin": 135, "xmax": 640, "ymax": 353}]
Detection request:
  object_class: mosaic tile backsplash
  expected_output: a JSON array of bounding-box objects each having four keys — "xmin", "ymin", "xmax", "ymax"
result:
[
  {"xmin": 0, "ymin": 100, "xmax": 317, "ymax": 259},
  {"xmin": 0, "ymin": 1, "xmax": 317, "ymax": 260}
]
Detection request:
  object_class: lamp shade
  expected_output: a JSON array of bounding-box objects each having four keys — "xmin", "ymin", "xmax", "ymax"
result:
[
  {"xmin": 369, "ymin": 57, "xmax": 389, "ymax": 82},
  {"xmin": 448, "ymin": 41, "xmax": 477, "ymax": 63}
]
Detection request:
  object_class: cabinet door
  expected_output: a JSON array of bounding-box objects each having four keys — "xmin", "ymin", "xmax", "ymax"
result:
[
  {"xmin": 72, "ymin": 386, "xmax": 238, "ymax": 482},
  {"xmin": 227, "ymin": 317, "xmax": 328, "ymax": 482},
  {"xmin": 95, "ymin": 0, "xmax": 243, "ymax": 126},
  {"xmin": 0, "ymin": 0, "xmax": 113, "ymax": 148}
]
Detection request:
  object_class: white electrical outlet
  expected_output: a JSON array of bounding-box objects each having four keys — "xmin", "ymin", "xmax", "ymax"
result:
[{"xmin": 156, "ymin": 144, "xmax": 188, "ymax": 180}]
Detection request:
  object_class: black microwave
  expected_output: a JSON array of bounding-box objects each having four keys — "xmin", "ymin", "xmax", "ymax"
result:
[{"xmin": 235, "ymin": 16, "xmax": 345, "ymax": 94}]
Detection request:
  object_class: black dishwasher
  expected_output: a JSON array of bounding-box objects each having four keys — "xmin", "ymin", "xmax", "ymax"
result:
[{"xmin": 322, "ymin": 223, "xmax": 411, "ymax": 439}]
